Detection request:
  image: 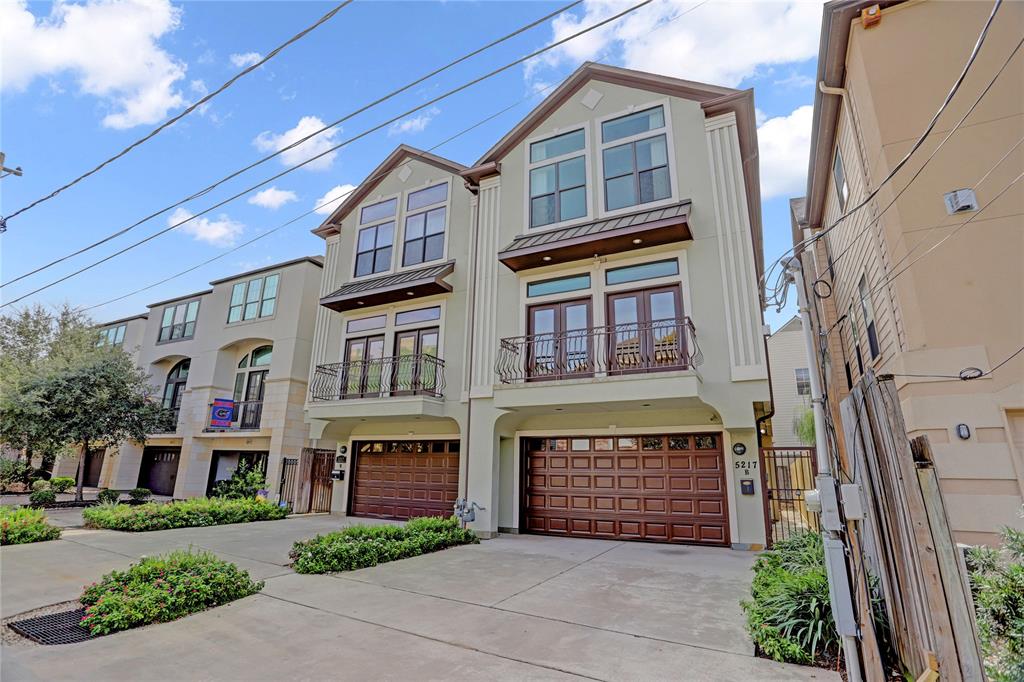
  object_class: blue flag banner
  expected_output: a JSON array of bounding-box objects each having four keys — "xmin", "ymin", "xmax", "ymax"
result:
[{"xmin": 210, "ymin": 398, "xmax": 235, "ymax": 428}]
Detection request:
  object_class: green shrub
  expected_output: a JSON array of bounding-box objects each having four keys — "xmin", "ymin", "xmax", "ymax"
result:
[
  {"xmin": 741, "ymin": 532, "xmax": 839, "ymax": 666},
  {"xmin": 290, "ymin": 516, "xmax": 478, "ymax": 574},
  {"xmin": 968, "ymin": 523, "xmax": 1024, "ymax": 681},
  {"xmin": 211, "ymin": 460, "xmax": 266, "ymax": 499},
  {"xmin": 79, "ymin": 550, "xmax": 263, "ymax": 636},
  {"xmin": 0, "ymin": 506, "xmax": 62, "ymax": 545},
  {"xmin": 50, "ymin": 477, "xmax": 75, "ymax": 494},
  {"xmin": 29, "ymin": 488, "xmax": 57, "ymax": 507},
  {"xmin": 82, "ymin": 497, "xmax": 288, "ymax": 532},
  {"xmin": 97, "ymin": 488, "xmax": 121, "ymax": 504},
  {"xmin": 31, "ymin": 479, "xmax": 50, "ymax": 492},
  {"xmin": 128, "ymin": 487, "xmax": 152, "ymax": 502},
  {"xmin": 0, "ymin": 460, "xmax": 33, "ymax": 492}
]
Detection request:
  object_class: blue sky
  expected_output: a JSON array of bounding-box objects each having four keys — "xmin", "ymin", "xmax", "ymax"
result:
[{"xmin": 0, "ymin": 0, "xmax": 820, "ymax": 330}]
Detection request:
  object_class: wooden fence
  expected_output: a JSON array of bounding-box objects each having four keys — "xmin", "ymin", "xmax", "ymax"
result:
[{"xmin": 839, "ymin": 370, "xmax": 983, "ymax": 681}]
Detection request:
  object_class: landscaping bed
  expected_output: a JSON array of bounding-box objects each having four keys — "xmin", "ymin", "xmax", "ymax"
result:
[
  {"xmin": 78, "ymin": 550, "xmax": 263, "ymax": 636},
  {"xmin": 290, "ymin": 516, "xmax": 477, "ymax": 574},
  {"xmin": 82, "ymin": 497, "xmax": 288, "ymax": 532},
  {"xmin": 0, "ymin": 507, "xmax": 62, "ymax": 545},
  {"xmin": 967, "ymin": 524, "xmax": 1024, "ymax": 681}
]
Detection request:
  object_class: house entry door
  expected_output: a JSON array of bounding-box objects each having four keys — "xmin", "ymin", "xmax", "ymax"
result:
[
  {"xmin": 393, "ymin": 327, "xmax": 439, "ymax": 394},
  {"xmin": 343, "ymin": 335, "xmax": 385, "ymax": 398},
  {"xmin": 527, "ymin": 299, "xmax": 591, "ymax": 379},
  {"xmin": 606, "ymin": 286, "xmax": 683, "ymax": 372}
]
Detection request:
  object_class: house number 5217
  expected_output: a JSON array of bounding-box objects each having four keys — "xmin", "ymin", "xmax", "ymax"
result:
[{"xmin": 734, "ymin": 461, "xmax": 758, "ymax": 470}]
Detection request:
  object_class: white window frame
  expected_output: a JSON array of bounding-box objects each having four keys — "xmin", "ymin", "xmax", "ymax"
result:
[
  {"xmin": 833, "ymin": 148, "xmax": 850, "ymax": 211},
  {"xmin": 157, "ymin": 299, "xmax": 201, "ymax": 344},
  {"xmin": 522, "ymin": 126, "xmax": 593, "ymax": 233},
  {"xmin": 795, "ymin": 367, "xmax": 811, "ymax": 396},
  {"xmin": 227, "ymin": 272, "xmax": 281, "ymax": 325},
  {"xmin": 398, "ymin": 180, "xmax": 452, "ymax": 272},
  {"xmin": 595, "ymin": 98, "xmax": 678, "ymax": 219},
  {"xmin": 352, "ymin": 192, "xmax": 401, "ymax": 280}
]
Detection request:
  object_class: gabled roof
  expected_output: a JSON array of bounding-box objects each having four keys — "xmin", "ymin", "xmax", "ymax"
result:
[
  {"xmin": 772, "ymin": 315, "xmax": 803, "ymax": 336},
  {"xmin": 313, "ymin": 145, "xmax": 467, "ymax": 239}
]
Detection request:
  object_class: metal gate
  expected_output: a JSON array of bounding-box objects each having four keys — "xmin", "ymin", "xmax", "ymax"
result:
[
  {"xmin": 307, "ymin": 448, "xmax": 334, "ymax": 513},
  {"xmin": 278, "ymin": 457, "xmax": 299, "ymax": 509},
  {"xmin": 759, "ymin": 446, "xmax": 819, "ymax": 546}
]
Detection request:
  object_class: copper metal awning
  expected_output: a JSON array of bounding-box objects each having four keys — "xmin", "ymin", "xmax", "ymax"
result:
[
  {"xmin": 319, "ymin": 260, "xmax": 455, "ymax": 312},
  {"xmin": 497, "ymin": 201, "xmax": 692, "ymax": 272}
]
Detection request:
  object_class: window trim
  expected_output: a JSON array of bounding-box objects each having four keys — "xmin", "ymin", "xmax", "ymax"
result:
[
  {"xmin": 522, "ymin": 126, "xmax": 593, "ymax": 234},
  {"xmin": 338, "ymin": 301, "xmax": 447, "ymax": 368},
  {"xmin": 398, "ymin": 180, "xmax": 451, "ymax": 271},
  {"xmin": 794, "ymin": 367, "xmax": 811, "ymax": 396},
  {"xmin": 858, "ymin": 275, "xmax": 880, "ymax": 359},
  {"xmin": 595, "ymin": 99, "xmax": 677, "ymax": 219},
  {"xmin": 833, "ymin": 148, "xmax": 849, "ymax": 211},
  {"xmin": 227, "ymin": 272, "xmax": 280, "ymax": 325},
  {"xmin": 352, "ymin": 191, "xmax": 401, "ymax": 280},
  {"xmin": 157, "ymin": 299, "xmax": 201, "ymax": 344},
  {"xmin": 97, "ymin": 324, "xmax": 127, "ymax": 347}
]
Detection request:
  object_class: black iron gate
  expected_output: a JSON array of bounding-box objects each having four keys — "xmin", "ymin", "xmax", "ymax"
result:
[
  {"xmin": 759, "ymin": 446, "xmax": 819, "ymax": 547},
  {"xmin": 278, "ymin": 457, "xmax": 299, "ymax": 509},
  {"xmin": 306, "ymin": 448, "xmax": 334, "ymax": 513}
]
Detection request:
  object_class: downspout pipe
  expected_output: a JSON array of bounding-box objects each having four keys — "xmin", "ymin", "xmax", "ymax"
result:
[
  {"xmin": 785, "ymin": 255, "xmax": 863, "ymax": 682},
  {"xmin": 458, "ymin": 178, "xmax": 482, "ymax": 528}
]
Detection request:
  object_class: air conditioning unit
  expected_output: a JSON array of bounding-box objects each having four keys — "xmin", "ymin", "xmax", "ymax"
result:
[{"xmin": 944, "ymin": 188, "xmax": 978, "ymax": 215}]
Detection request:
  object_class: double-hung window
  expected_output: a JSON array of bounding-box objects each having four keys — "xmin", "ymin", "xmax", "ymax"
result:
[
  {"xmin": 833, "ymin": 149, "xmax": 849, "ymax": 211},
  {"xmin": 97, "ymin": 324, "xmax": 126, "ymax": 347},
  {"xmin": 795, "ymin": 368, "xmax": 811, "ymax": 396},
  {"xmin": 528, "ymin": 129, "xmax": 586, "ymax": 228},
  {"xmin": 355, "ymin": 198, "xmax": 396, "ymax": 277},
  {"xmin": 159, "ymin": 300, "xmax": 199, "ymax": 342},
  {"xmin": 228, "ymin": 274, "xmax": 279, "ymax": 323},
  {"xmin": 601, "ymin": 106, "xmax": 671, "ymax": 211},
  {"xmin": 858, "ymin": 275, "xmax": 879, "ymax": 359},
  {"xmin": 403, "ymin": 184, "xmax": 447, "ymax": 266}
]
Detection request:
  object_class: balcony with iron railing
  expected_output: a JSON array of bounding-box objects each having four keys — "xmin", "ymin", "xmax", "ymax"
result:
[
  {"xmin": 203, "ymin": 400, "xmax": 264, "ymax": 432},
  {"xmin": 496, "ymin": 317, "xmax": 702, "ymax": 384},
  {"xmin": 309, "ymin": 354, "xmax": 446, "ymax": 402}
]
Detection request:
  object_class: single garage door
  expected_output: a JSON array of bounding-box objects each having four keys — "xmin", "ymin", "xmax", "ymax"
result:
[
  {"xmin": 525, "ymin": 433, "xmax": 729, "ymax": 545},
  {"xmin": 137, "ymin": 447, "xmax": 181, "ymax": 497},
  {"xmin": 350, "ymin": 440, "xmax": 459, "ymax": 520}
]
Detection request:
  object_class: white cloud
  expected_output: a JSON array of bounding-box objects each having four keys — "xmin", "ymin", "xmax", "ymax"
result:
[
  {"xmin": 388, "ymin": 107, "xmax": 440, "ymax": 136},
  {"xmin": 168, "ymin": 206, "xmax": 244, "ymax": 247},
  {"xmin": 529, "ymin": 0, "xmax": 824, "ymax": 88},
  {"xmin": 0, "ymin": 0, "xmax": 187, "ymax": 129},
  {"xmin": 314, "ymin": 184, "xmax": 357, "ymax": 215},
  {"xmin": 229, "ymin": 52, "xmax": 262, "ymax": 68},
  {"xmin": 253, "ymin": 116, "xmax": 340, "ymax": 171},
  {"xmin": 757, "ymin": 105, "xmax": 813, "ymax": 199},
  {"xmin": 248, "ymin": 186, "xmax": 298, "ymax": 210}
]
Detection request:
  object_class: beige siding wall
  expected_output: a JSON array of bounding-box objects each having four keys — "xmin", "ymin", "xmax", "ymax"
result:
[{"xmin": 767, "ymin": 320, "xmax": 813, "ymax": 447}]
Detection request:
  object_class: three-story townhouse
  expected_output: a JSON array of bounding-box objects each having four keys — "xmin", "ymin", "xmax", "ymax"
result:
[{"xmin": 307, "ymin": 63, "xmax": 772, "ymax": 548}]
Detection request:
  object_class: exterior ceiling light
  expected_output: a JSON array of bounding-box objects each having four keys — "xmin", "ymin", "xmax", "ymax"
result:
[
  {"xmin": 542, "ymin": 256, "xmax": 552, "ymax": 262},
  {"xmin": 406, "ymin": 291, "xmax": 415, "ymax": 296},
  {"xmin": 357, "ymin": 301, "xmax": 364, "ymax": 305},
  {"xmin": 632, "ymin": 238, "xmax": 643, "ymax": 244}
]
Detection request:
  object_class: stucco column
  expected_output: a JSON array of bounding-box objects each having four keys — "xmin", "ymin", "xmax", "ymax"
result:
[
  {"xmin": 107, "ymin": 442, "xmax": 145, "ymax": 489},
  {"xmin": 723, "ymin": 427, "xmax": 766, "ymax": 549},
  {"xmin": 463, "ymin": 399, "xmax": 503, "ymax": 537}
]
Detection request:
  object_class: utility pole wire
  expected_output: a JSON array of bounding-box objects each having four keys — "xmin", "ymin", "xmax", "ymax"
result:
[
  {"xmin": 0, "ymin": 0, "xmax": 584, "ymax": 288},
  {"xmin": 0, "ymin": 0, "xmax": 666, "ymax": 309},
  {"xmin": 1, "ymin": 1, "xmax": 353, "ymax": 223}
]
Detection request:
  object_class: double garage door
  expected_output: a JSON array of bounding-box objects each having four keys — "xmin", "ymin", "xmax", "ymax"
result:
[
  {"xmin": 350, "ymin": 440, "xmax": 460, "ymax": 520},
  {"xmin": 525, "ymin": 433, "xmax": 730, "ymax": 545}
]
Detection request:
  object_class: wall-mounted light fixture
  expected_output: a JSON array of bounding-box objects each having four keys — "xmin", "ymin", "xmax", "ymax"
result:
[{"xmin": 956, "ymin": 423, "xmax": 971, "ymax": 440}]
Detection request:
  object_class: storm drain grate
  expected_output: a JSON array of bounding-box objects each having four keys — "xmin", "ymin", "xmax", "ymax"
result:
[{"xmin": 8, "ymin": 608, "xmax": 91, "ymax": 645}]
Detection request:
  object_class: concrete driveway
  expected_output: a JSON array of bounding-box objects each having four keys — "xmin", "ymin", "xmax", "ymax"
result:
[{"xmin": 2, "ymin": 516, "xmax": 838, "ymax": 681}]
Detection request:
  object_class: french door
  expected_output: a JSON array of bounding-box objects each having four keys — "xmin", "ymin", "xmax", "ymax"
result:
[
  {"xmin": 527, "ymin": 298, "xmax": 592, "ymax": 380},
  {"xmin": 393, "ymin": 327, "xmax": 440, "ymax": 395},
  {"xmin": 240, "ymin": 370, "xmax": 266, "ymax": 428},
  {"xmin": 342, "ymin": 335, "xmax": 385, "ymax": 398},
  {"xmin": 606, "ymin": 285, "xmax": 685, "ymax": 373}
]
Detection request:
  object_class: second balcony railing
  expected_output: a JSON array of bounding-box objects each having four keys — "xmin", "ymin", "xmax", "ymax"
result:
[
  {"xmin": 496, "ymin": 317, "xmax": 702, "ymax": 384},
  {"xmin": 310, "ymin": 354, "xmax": 446, "ymax": 401}
]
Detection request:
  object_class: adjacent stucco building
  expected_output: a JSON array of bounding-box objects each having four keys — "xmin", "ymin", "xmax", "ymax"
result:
[{"xmin": 306, "ymin": 63, "xmax": 772, "ymax": 548}]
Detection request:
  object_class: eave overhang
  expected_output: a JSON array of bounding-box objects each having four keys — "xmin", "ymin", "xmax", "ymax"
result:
[
  {"xmin": 497, "ymin": 202, "xmax": 692, "ymax": 272},
  {"xmin": 319, "ymin": 260, "xmax": 455, "ymax": 312}
]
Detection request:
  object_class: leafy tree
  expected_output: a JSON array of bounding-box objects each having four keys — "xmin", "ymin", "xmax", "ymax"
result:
[
  {"xmin": 794, "ymin": 407, "xmax": 816, "ymax": 446},
  {"xmin": 17, "ymin": 352, "xmax": 167, "ymax": 501}
]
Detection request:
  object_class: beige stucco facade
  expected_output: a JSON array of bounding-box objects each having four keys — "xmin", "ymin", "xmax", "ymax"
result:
[
  {"xmin": 58, "ymin": 257, "xmax": 325, "ymax": 499},
  {"xmin": 306, "ymin": 63, "xmax": 772, "ymax": 548},
  {"xmin": 794, "ymin": 0, "xmax": 1024, "ymax": 544}
]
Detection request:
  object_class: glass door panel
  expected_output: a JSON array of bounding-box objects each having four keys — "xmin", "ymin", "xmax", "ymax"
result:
[
  {"xmin": 607, "ymin": 285, "xmax": 683, "ymax": 373},
  {"xmin": 609, "ymin": 294, "xmax": 642, "ymax": 371},
  {"xmin": 528, "ymin": 307, "xmax": 557, "ymax": 378},
  {"xmin": 527, "ymin": 299, "xmax": 591, "ymax": 379}
]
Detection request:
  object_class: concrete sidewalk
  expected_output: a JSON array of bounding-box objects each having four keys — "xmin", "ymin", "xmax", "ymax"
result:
[{"xmin": 2, "ymin": 517, "xmax": 839, "ymax": 681}]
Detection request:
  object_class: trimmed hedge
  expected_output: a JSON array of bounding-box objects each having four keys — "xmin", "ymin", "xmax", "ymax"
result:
[
  {"xmin": 29, "ymin": 489, "xmax": 57, "ymax": 507},
  {"xmin": 290, "ymin": 516, "xmax": 477, "ymax": 574},
  {"xmin": 80, "ymin": 550, "xmax": 263, "ymax": 636},
  {"xmin": 82, "ymin": 497, "xmax": 288, "ymax": 532},
  {"xmin": 0, "ymin": 506, "xmax": 62, "ymax": 545},
  {"xmin": 50, "ymin": 477, "xmax": 75, "ymax": 494}
]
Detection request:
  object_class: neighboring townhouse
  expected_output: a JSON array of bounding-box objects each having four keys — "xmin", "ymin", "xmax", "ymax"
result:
[
  {"xmin": 791, "ymin": 0, "xmax": 1024, "ymax": 544},
  {"xmin": 307, "ymin": 62, "xmax": 772, "ymax": 548},
  {"xmin": 64, "ymin": 256, "xmax": 324, "ymax": 500},
  {"xmin": 766, "ymin": 316, "xmax": 813, "ymax": 447}
]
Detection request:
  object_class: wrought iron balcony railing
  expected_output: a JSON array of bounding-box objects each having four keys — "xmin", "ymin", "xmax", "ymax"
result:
[
  {"xmin": 310, "ymin": 354, "xmax": 446, "ymax": 401},
  {"xmin": 204, "ymin": 399, "xmax": 263, "ymax": 431},
  {"xmin": 496, "ymin": 317, "xmax": 702, "ymax": 384}
]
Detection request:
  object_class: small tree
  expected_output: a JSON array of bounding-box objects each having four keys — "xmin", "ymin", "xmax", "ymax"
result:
[
  {"xmin": 22, "ymin": 353, "xmax": 167, "ymax": 501},
  {"xmin": 794, "ymin": 407, "xmax": 816, "ymax": 446}
]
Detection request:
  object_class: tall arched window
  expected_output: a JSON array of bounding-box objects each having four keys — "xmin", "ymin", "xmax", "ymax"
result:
[
  {"xmin": 162, "ymin": 359, "xmax": 190, "ymax": 425},
  {"xmin": 233, "ymin": 346, "xmax": 272, "ymax": 429}
]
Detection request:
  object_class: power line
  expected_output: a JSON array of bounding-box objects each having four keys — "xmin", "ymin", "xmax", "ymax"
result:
[
  {"xmin": 1, "ymin": 2, "xmax": 353, "ymax": 223},
  {"xmin": 761, "ymin": 0, "xmax": 1005, "ymax": 306},
  {"xmin": 888, "ymin": 345, "xmax": 1024, "ymax": 381},
  {"xmin": 0, "ymin": 0, "xmax": 665, "ymax": 309},
  {"xmin": 82, "ymin": 83, "xmax": 558, "ymax": 313},
  {"xmin": 1, "ymin": 0, "xmax": 584, "ymax": 288}
]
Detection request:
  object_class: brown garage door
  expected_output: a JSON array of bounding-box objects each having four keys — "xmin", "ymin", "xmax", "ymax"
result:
[
  {"xmin": 350, "ymin": 440, "xmax": 459, "ymax": 520},
  {"xmin": 525, "ymin": 434, "xmax": 729, "ymax": 545}
]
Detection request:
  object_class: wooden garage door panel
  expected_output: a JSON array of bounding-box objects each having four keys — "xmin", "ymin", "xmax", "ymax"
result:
[
  {"xmin": 351, "ymin": 440, "xmax": 459, "ymax": 521},
  {"xmin": 525, "ymin": 434, "xmax": 729, "ymax": 546}
]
